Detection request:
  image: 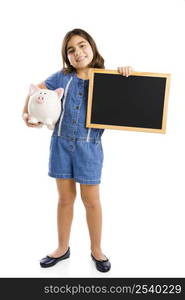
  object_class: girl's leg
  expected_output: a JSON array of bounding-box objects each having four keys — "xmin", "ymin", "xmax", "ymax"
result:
[
  {"xmin": 80, "ymin": 183, "xmax": 107, "ymax": 260},
  {"xmin": 49, "ymin": 178, "xmax": 76, "ymax": 258}
]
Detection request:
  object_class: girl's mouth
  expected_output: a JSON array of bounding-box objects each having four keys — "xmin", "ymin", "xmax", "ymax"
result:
[{"xmin": 76, "ymin": 56, "xmax": 87, "ymax": 62}]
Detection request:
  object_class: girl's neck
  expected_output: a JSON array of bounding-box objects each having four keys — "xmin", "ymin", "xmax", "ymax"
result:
[{"xmin": 76, "ymin": 68, "xmax": 89, "ymax": 80}]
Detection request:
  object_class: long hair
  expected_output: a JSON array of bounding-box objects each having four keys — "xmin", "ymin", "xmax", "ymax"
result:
[{"xmin": 61, "ymin": 28, "xmax": 105, "ymax": 74}]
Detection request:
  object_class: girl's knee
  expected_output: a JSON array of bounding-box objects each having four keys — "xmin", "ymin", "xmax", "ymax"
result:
[
  {"xmin": 58, "ymin": 195, "xmax": 76, "ymax": 206},
  {"xmin": 82, "ymin": 199, "xmax": 101, "ymax": 210},
  {"xmin": 81, "ymin": 195, "xmax": 100, "ymax": 209}
]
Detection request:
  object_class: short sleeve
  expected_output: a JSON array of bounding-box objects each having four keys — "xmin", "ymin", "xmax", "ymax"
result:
[{"xmin": 44, "ymin": 70, "xmax": 63, "ymax": 90}]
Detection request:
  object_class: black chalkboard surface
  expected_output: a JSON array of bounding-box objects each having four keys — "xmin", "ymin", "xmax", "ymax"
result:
[{"xmin": 86, "ymin": 69, "xmax": 170, "ymax": 133}]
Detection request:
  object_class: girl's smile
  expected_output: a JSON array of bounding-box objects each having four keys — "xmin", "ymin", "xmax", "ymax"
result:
[{"xmin": 76, "ymin": 56, "xmax": 87, "ymax": 62}]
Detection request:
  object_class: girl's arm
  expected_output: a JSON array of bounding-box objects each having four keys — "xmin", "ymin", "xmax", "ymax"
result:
[
  {"xmin": 22, "ymin": 81, "xmax": 48, "ymax": 127},
  {"xmin": 117, "ymin": 66, "xmax": 134, "ymax": 77}
]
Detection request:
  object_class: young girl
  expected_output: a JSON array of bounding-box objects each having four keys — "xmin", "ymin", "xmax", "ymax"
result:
[{"xmin": 22, "ymin": 28, "xmax": 133, "ymax": 272}]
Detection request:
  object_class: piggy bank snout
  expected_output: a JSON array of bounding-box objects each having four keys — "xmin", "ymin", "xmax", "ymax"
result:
[{"xmin": 36, "ymin": 96, "xmax": 45, "ymax": 104}]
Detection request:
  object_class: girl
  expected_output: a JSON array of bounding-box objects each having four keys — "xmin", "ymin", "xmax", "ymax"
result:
[{"xmin": 22, "ymin": 28, "xmax": 133, "ymax": 272}]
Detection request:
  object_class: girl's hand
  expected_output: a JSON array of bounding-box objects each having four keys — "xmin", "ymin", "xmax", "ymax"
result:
[
  {"xmin": 117, "ymin": 66, "xmax": 134, "ymax": 77},
  {"xmin": 22, "ymin": 112, "xmax": 43, "ymax": 128}
]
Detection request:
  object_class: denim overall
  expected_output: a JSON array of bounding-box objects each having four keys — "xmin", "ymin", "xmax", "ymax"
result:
[{"xmin": 45, "ymin": 70, "xmax": 104, "ymax": 184}]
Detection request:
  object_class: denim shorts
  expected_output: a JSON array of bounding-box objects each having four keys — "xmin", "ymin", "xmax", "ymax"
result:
[{"xmin": 48, "ymin": 136, "xmax": 104, "ymax": 185}]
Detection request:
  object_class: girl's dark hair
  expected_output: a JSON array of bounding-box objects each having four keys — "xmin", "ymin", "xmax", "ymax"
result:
[{"xmin": 61, "ymin": 28, "xmax": 105, "ymax": 74}]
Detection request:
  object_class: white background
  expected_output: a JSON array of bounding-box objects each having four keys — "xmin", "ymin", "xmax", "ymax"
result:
[{"xmin": 0, "ymin": 0, "xmax": 185, "ymax": 277}]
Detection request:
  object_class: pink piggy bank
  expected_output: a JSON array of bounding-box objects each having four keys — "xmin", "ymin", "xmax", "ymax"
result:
[{"xmin": 28, "ymin": 84, "xmax": 64, "ymax": 130}]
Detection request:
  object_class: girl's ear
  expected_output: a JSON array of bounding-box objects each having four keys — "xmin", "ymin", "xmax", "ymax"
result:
[
  {"xmin": 55, "ymin": 88, "xmax": 64, "ymax": 99},
  {"xmin": 29, "ymin": 84, "xmax": 40, "ymax": 96}
]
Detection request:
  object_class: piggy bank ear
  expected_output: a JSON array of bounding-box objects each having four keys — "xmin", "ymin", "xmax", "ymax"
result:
[
  {"xmin": 29, "ymin": 84, "xmax": 40, "ymax": 96},
  {"xmin": 55, "ymin": 88, "xmax": 64, "ymax": 99}
]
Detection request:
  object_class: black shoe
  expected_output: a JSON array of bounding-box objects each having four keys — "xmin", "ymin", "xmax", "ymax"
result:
[
  {"xmin": 40, "ymin": 247, "xmax": 70, "ymax": 268},
  {"xmin": 91, "ymin": 253, "xmax": 111, "ymax": 272}
]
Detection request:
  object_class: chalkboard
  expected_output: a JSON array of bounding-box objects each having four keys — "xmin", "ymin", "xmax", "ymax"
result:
[{"xmin": 86, "ymin": 69, "xmax": 170, "ymax": 133}]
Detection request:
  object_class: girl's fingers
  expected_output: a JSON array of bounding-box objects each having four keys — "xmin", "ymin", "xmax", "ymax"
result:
[
  {"xmin": 31, "ymin": 123, "xmax": 43, "ymax": 128},
  {"xmin": 125, "ymin": 66, "xmax": 132, "ymax": 77},
  {"xmin": 22, "ymin": 113, "xmax": 43, "ymax": 128},
  {"xmin": 121, "ymin": 67, "xmax": 125, "ymax": 76},
  {"xmin": 26, "ymin": 120, "xmax": 43, "ymax": 128},
  {"xmin": 118, "ymin": 66, "xmax": 134, "ymax": 77},
  {"xmin": 118, "ymin": 67, "xmax": 124, "ymax": 76},
  {"xmin": 117, "ymin": 67, "xmax": 121, "ymax": 74},
  {"xmin": 125, "ymin": 66, "xmax": 129, "ymax": 77}
]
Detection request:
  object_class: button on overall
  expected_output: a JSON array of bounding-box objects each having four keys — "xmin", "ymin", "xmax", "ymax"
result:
[{"xmin": 69, "ymin": 144, "xmax": 75, "ymax": 151}]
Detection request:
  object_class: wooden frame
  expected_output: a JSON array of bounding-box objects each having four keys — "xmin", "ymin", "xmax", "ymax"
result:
[{"xmin": 86, "ymin": 68, "xmax": 171, "ymax": 133}]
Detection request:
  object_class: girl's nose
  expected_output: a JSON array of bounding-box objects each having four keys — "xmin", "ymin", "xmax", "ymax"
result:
[{"xmin": 75, "ymin": 49, "xmax": 81, "ymax": 56}]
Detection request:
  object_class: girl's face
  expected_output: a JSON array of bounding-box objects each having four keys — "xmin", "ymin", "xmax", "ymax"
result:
[{"xmin": 67, "ymin": 35, "xmax": 94, "ymax": 70}]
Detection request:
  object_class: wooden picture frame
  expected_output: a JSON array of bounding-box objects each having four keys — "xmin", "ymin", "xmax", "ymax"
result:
[{"xmin": 86, "ymin": 68, "xmax": 171, "ymax": 133}]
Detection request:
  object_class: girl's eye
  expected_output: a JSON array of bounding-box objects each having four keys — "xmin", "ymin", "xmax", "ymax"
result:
[
  {"xmin": 44, "ymin": 93, "xmax": 46, "ymax": 95},
  {"xmin": 40, "ymin": 92, "xmax": 42, "ymax": 94}
]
